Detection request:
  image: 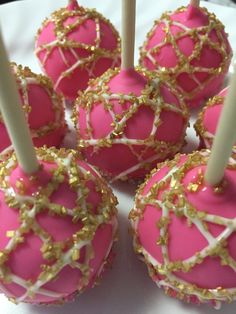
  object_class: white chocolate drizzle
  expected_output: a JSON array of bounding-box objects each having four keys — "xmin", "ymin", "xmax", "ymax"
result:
[
  {"xmin": 140, "ymin": 6, "xmax": 232, "ymax": 105},
  {"xmin": 35, "ymin": 6, "xmax": 121, "ymax": 96},
  {"xmin": 130, "ymin": 150, "xmax": 236, "ymax": 308},
  {"xmin": 73, "ymin": 67, "xmax": 189, "ymax": 182},
  {"xmin": 0, "ymin": 63, "xmax": 66, "ymax": 140},
  {"xmin": 194, "ymin": 94, "xmax": 236, "ymax": 163},
  {"xmin": 0, "ymin": 147, "xmax": 118, "ymax": 304}
]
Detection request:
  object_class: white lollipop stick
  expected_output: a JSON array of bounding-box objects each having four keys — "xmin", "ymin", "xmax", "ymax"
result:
[
  {"xmin": 190, "ymin": 0, "xmax": 200, "ymax": 7},
  {"xmin": 205, "ymin": 63, "xmax": 236, "ymax": 186},
  {"xmin": 121, "ymin": 0, "xmax": 136, "ymax": 70},
  {"xmin": 0, "ymin": 31, "xmax": 39, "ymax": 174}
]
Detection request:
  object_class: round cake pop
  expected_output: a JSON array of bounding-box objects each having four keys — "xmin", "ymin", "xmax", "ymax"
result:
[
  {"xmin": 129, "ymin": 150, "xmax": 236, "ymax": 308},
  {"xmin": 0, "ymin": 63, "xmax": 66, "ymax": 153},
  {"xmin": 194, "ymin": 87, "xmax": 229, "ymax": 149},
  {"xmin": 129, "ymin": 64, "xmax": 236, "ymax": 308},
  {"xmin": 73, "ymin": 0, "xmax": 189, "ymax": 182},
  {"xmin": 0, "ymin": 147, "xmax": 118, "ymax": 304},
  {"xmin": 139, "ymin": 0, "xmax": 232, "ymax": 108},
  {"xmin": 0, "ymin": 33, "xmax": 118, "ymax": 305},
  {"xmin": 74, "ymin": 68, "xmax": 189, "ymax": 182},
  {"xmin": 35, "ymin": 0, "xmax": 121, "ymax": 101}
]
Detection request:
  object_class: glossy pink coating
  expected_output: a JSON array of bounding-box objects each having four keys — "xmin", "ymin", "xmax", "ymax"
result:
[
  {"xmin": 132, "ymin": 152, "xmax": 236, "ymax": 307},
  {"xmin": 35, "ymin": 1, "xmax": 120, "ymax": 100},
  {"xmin": 0, "ymin": 150, "xmax": 117, "ymax": 304},
  {"xmin": 140, "ymin": 4, "xmax": 232, "ymax": 108},
  {"xmin": 0, "ymin": 65, "xmax": 66, "ymax": 153},
  {"xmin": 200, "ymin": 87, "xmax": 228, "ymax": 148},
  {"xmin": 76, "ymin": 68, "xmax": 189, "ymax": 181}
]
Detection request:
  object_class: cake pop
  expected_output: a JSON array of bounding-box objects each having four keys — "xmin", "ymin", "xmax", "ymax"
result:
[
  {"xmin": 73, "ymin": 0, "xmax": 189, "ymax": 182},
  {"xmin": 35, "ymin": 0, "xmax": 121, "ymax": 101},
  {"xmin": 0, "ymin": 63, "xmax": 66, "ymax": 153},
  {"xmin": 129, "ymin": 64, "xmax": 236, "ymax": 308},
  {"xmin": 0, "ymin": 147, "xmax": 118, "ymax": 304},
  {"xmin": 194, "ymin": 87, "xmax": 229, "ymax": 149},
  {"xmin": 139, "ymin": 0, "xmax": 232, "ymax": 108},
  {"xmin": 0, "ymin": 32, "xmax": 118, "ymax": 305}
]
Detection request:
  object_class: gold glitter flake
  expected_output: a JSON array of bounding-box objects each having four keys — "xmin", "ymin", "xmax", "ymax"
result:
[
  {"xmin": 1, "ymin": 63, "xmax": 67, "ymax": 140},
  {"xmin": 140, "ymin": 6, "xmax": 232, "ymax": 106},
  {"xmin": 194, "ymin": 95, "xmax": 225, "ymax": 151},
  {"xmin": 6, "ymin": 231, "xmax": 15, "ymax": 238},
  {"xmin": 0, "ymin": 147, "xmax": 118, "ymax": 303},
  {"xmin": 129, "ymin": 149, "xmax": 236, "ymax": 306},
  {"xmin": 73, "ymin": 67, "xmax": 189, "ymax": 182},
  {"xmin": 35, "ymin": 5, "xmax": 120, "ymax": 92},
  {"xmin": 72, "ymin": 249, "xmax": 80, "ymax": 261}
]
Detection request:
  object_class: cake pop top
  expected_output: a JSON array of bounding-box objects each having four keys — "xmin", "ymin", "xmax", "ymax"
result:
[
  {"xmin": 73, "ymin": 0, "xmax": 189, "ymax": 182},
  {"xmin": 139, "ymin": 0, "xmax": 232, "ymax": 108},
  {"xmin": 0, "ymin": 31, "xmax": 118, "ymax": 305},
  {"xmin": 194, "ymin": 87, "xmax": 230, "ymax": 150},
  {"xmin": 35, "ymin": 0, "xmax": 121, "ymax": 101},
  {"xmin": 129, "ymin": 64, "xmax": 236, "ymax": 308},
  {"xmin": 0, "ymin": 63, "xmax": 66, "ymax": 153}
]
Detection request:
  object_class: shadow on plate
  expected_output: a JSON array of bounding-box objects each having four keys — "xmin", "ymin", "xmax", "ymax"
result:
[
  {"xmin": 111, "ymin": 180, "xmax": 138, "ymax": 197},
  {"xmin": 182, "ymin": 137, "xmax": 199, "ymax": 154}
]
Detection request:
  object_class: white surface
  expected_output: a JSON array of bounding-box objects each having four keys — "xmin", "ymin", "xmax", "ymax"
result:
[{"xmin": 0, "ymin": 1, "xmax": 236, "ymax": 314}]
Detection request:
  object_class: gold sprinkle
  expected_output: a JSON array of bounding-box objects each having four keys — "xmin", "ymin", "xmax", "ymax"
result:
[
  {"xmin": 72, "ymin": 249, "xmax": 80, "ymax": 261},
  {"xmin": 187, "ymin": 183, "xmax": 199, "ymax": 192},
  {"xmin": 6, "ymin": 231, "xmax": 15, "ymax": 238},
  {"xmin": 8, "ymin": 297, "xmax": 17, "ymax": 304}
]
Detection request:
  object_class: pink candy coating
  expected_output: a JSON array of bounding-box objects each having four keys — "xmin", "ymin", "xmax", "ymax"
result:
[
  {"xmin": 0, "ymin": 147, "xmax": 117, "ymax": 304},
  {"xmin": 74, "ymin": 68, "xmax": 189, "ymax": 181},
  {"xmin": 140, "ymin": 5, "xmax": 232, "ymax": 108},
  {"xmin": 0, "ymin": 64, "xmax": 66, "ymax": 153},
  {"xmin": 130, "ymin": 151, "xmax": 236, "ymax": 308},
  {"xmin": 195, "ymin": 87, "xmax": 229, "ymax": 149},
  {"xmin": 35, "ymin": 1, "xmax": 120, "ymax": 100}
]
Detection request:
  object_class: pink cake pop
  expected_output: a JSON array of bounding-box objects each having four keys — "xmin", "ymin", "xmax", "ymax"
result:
[
  {"xmin": 129, "ymin": 150, "xmax": 236, "ymax": 308},
  {"xmin": 73, "ymin": 0, "xmax": 189, "ymax": 182},
  {"xmin": 35, "ymin": 0, "xmax": 121, "ymax": 101},
  {"xmin": 139, "ymin": 0, "xmax": 232, "ymax": 108},
  {"xmin": 0, "ymin": 147, "xmax": 118, "ymax": 304},
  {"xmin": 194, "ymin": 87, "xmax": 230, "ymax": 149},
  {"xmin": 0, "ymin": 63, "xmax": 66, "ymax": 153},
  {"xmin": 129, "ymin": 65, "xmax": 236, "ymax": 308},
  {"xmin": 0, "ymin": 32, "xmax": 118, "ymax": 305}
]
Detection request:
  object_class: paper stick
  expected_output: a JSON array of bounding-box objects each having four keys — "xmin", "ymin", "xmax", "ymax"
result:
[
  {"xmin": 205, "ymin": 63, "xmax": 236, "ymax": 186},
  {"xmin": 121, "ymin": 0, "xmax": 136, "ymax": 69},
  {"xmin": 0, "ymin": 31, "xmax": 39, "ymax": 174},
  {"xmin": 190, "ymin": 0, "xmax": 200, "ymax": 7}
]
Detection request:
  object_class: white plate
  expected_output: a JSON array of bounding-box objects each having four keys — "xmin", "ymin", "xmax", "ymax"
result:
[{"xmin": 0, "ymin": 1, "xmax": 236, "ymax": 314}]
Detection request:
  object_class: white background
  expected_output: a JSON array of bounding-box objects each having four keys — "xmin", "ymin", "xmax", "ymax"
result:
[{"xmin": 0, "ymin": 1, "xmax": 236, "ymax": 313}]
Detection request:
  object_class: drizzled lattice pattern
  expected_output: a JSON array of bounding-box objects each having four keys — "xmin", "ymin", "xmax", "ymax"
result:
[
  {"xmin": 35, "ymin": 5, "xmax": 120, "ymax": 93},
  {"xmin": 130, "ymin": 150, "xmax": 236, "ymax": 309},
  {"xmin": 195, "ymin": 94, "xmax": 224, "ymax": 146},
  {"xmin": 195, "ymin": 94, "xmax": 236, "ymax": 157},
  {"xmin": 73, "ymin": 67, "xmax": 189, "ymax": 182},
  {"xmin": 0, "ymin": 63, "xmax": 66, "ymax": 139},
  {"xmin": 0, "ymin": 147, "xmax": 117, "ymax": 304},
  {"xmin": 140, "ymin": 6, "xmax": 232, "ymax": 105}
]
